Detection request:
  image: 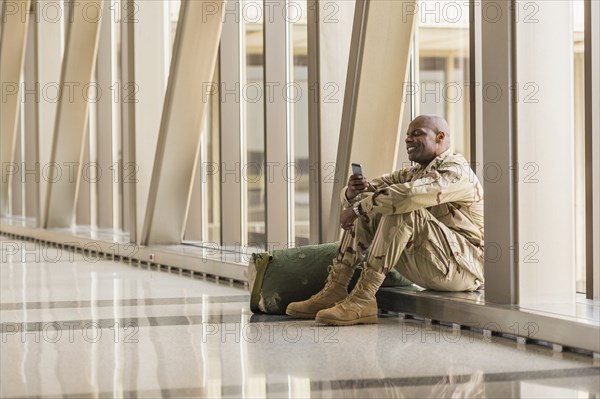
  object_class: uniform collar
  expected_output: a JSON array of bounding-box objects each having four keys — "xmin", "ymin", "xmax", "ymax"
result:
[{"xmin": 414, "ymin": 149, "xmax": 453, "ymax": 174}]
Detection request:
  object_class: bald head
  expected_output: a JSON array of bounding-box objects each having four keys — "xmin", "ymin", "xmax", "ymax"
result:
[
  {"xmin": 405, "ymin": 115, "xmax": 451, "ymax": 166},
  {"xmin": 412, "ymin": 115, "xmax": 451, "ymax": 146}
]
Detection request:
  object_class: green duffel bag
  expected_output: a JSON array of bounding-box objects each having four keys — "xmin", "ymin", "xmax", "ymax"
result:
[{"xmin": 248, "ymin": 242, "xmax": 413, "ymax": 314}]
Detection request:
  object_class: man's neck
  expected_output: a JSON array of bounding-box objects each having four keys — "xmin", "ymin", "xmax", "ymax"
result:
[{"xmin": 417, "ymin": 148, "xmax": 450, "ymax": 167}]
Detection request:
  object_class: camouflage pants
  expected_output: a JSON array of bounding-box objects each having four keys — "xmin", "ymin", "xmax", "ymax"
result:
[{"xmin": 335, "ymin": 209, "xmax": 484, "ymax": 292}]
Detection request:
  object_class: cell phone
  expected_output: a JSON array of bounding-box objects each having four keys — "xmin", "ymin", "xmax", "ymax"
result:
[{"xmin": 351, "ymin": 163, "xmax": 363, "ymax": 176}]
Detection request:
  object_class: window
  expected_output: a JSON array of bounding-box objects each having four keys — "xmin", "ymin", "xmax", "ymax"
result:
[
  {"xmin": 416, "ymin": 0, "xmax": 470, "ymax": 159},
  {"xmin": 291, "ymin": 1, "xmax": 310, "ymax": 245},
  {"xmin": 245, "ymin": 0, "xmax": 266, "ymax": 245}
]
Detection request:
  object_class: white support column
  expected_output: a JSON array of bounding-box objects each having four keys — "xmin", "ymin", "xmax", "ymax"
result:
[
  {"xmin": 470, "ymin": 0, "xmax": 483, "ymax": 178},
  {"xmin": 0, "ymin": 0, "xmax": 31, "ymax": 217},
  {"xmin": 183, "ymin": 149, "xmax": 203, "ymax": 242},
  {"xmin": 76, "ymin": 130, "xmax": 91, "ymax": 225},
  {"xmin": 515, "ymin": 0, "xmax": 576, "ymax": 304},
  {"xmin": 264, "ymin": 0, "xmax": 292, "ymax": 247},
  {"xmin": 207, "ymin": 79, "xmax": 221, "ymax": 242},
  {"xmin": 120, "ymin": 0, "xmax": 136, "ymax": 239},
  {"xmin": 129, "ymin": 0, "xmax": 168, "ymax": 242},
  {"xmin": 586, "ymin": 0, "xmax": 600, "ymax": 300},
  {"xmin": 183, "ymin": 81, "xmax": 217, "ymax": 243},
  {"xmin": 43, "ymin": 0, "xmax": 104, "ymax": 228},
  {"xmin": 141, "ymin": 0, "xmax": 225, "ymax": 245},
  {"xmin": 23, "ymin": 9, "xmax": 39, "ymax": 220},
  {"xmin": 327, "ymin": 0, "xmax": 417, "ymax": 242},
  {"xmin": 307, "ymin": 0, "xmax": 356, "ymax": 243},
  {"xmin": 95, "ymin": 2, "xmax": 115, "ymax": 230},
  {"xmin": 220, "ymin": 0, "xmax": 246, "ymax": 248},
  {"xmin": 12, "ymin": 119, "xmax": 23, "ymax": 216},
  {"xmin": 481, "ymin": 0, "xmax": 519, "ymax": 304}
]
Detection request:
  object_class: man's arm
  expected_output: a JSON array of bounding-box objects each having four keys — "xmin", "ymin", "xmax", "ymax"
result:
[
  {"xmin": 340, "ymin": 168, "xmax": 409, "ymax": 208},
  {"xmin": 356, "ymin": 163, "xmax": 476, "ymax": 216}
]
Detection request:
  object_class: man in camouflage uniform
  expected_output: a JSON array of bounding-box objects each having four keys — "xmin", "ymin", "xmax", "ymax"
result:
[{"xmin": 286, "ymin": 115, "xmax": 485, "ymax": 326}]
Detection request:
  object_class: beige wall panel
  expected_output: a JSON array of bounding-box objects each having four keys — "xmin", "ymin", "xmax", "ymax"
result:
[
  {"xmin": 348, "ymin": 0, "xmax": 416, "ymax": 177},
  {"xmin": 0, "ymin": 0, "xmax": 31, "ymax": 216},
  {"xmin": 142, "ymin": 0, "xmax": 225, "ymax": 244},
  {"xmin": 515, "ymin": 1, "xmax": 575, "ymax": 304},
  {"xmin": 43, "ymin": 0, "xmax": 103, "ymax": 227}
]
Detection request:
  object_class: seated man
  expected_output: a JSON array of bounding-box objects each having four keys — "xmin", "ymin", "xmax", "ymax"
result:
[{"xmin": 286, "ymin": 115, "xmax": 485, "ymax": 326}]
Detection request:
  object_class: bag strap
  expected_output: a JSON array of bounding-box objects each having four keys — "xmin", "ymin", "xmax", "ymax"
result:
[{"xmin": 250, "ymin": 253, "xmax": 272, "ymax": 313}]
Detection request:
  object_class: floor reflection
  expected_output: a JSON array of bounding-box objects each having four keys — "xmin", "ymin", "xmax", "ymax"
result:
[{"xmin": 1, "ymin": 238, "xmax": 598, "ymax": 399}]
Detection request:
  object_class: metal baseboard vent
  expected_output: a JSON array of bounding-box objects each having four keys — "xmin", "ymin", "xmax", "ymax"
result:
[
  {"xmin": 376, "ymin": 288, "xmax": 600, "ymax": 355},
  {"xmin": 0, "ymin": 229, "xmax": 249, "ymax": 289},
  {"xmin": 379, "ymin": 310, "xmax": 597, "ymax": 359}
]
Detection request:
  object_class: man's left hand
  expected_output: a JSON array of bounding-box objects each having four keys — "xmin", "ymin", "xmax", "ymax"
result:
[{"xmin": 340, "ymin": 207, "xmax": 358, "ymax": 230}]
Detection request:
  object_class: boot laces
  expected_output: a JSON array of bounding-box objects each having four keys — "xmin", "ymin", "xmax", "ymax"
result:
[
  {"xmin": 344, "ymin": 277, "xmax": 365, "ymax": 303},
  {"xmin": 340, "ymin": 269, "xmax": 377, "ymax": 307},
  {"xmin": 311, "ymin": 265, "xmax": 338, "ymax": 300}
]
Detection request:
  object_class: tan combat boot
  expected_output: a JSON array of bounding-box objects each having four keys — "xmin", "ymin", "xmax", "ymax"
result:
[
  {"xmin": 315, "ymin": 267, "xmax": 386, "ymax": 326},
  {"xmin": 285, "ymin": 263, "xmax": 355, "ymax": 319}
]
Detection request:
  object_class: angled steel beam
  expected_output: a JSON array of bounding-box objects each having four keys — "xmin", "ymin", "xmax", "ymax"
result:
[
  {"xmin": 327, "ymin": 0, "xmax": 417, "ymax": 242},
  {"xmin": 43, "ymin": 0, "xmax": 104, "ymax": 228},
  {"xmin": 36, "ymin": 0, "xmax": 64, "ymax": 227},
  {"xmin": 0, "ymin": 0, "xmax": 31, "ymax": 216},
  {"xmin": 307, "ymin": 0, "xmax": 356, "ymax": 243},
  {"xmin": 141, "ymin": 0, "xmax": 225, "ymax": 245}
]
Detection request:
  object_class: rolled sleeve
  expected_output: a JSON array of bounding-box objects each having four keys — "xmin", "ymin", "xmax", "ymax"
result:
[{"xmin": 340, "ymin": 187, "xmax": 354, "ymax": 208}]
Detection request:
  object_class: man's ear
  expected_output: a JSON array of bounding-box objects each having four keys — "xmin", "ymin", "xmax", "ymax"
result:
[{"xmin": 436, "ymin": 131, "xmax": 446, "ymax": 143}]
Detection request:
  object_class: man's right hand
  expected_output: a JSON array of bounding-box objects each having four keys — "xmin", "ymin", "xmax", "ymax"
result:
[{"xmin": 345, "ymin": 174, "xmax": 369, "ymax": 200}]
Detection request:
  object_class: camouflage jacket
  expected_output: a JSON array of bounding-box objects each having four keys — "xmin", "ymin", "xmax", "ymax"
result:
[{"xmin": 341, "ymin": 150, "xmax": 485, "ymax": 248}]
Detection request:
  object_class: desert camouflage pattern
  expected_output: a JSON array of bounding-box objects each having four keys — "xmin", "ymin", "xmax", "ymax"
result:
[{"xmin": 337, "ymin": 150, "xmax": 485, "ymax": 291}]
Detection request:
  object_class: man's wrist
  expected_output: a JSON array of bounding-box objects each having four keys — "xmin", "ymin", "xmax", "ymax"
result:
[{"xmin": 345, "ymin": 189, "xmax": 354, "ymax": 202}]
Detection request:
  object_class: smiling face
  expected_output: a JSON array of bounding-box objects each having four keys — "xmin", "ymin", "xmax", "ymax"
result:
[{"xmin": 405, "ymin": 115, "xmax": 450, "ymax": 166}]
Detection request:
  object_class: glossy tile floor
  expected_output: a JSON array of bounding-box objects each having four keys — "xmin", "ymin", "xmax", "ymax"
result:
[{"xmin": 1, "ymin": 237, "xmax": 599, "ymax": 398}]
